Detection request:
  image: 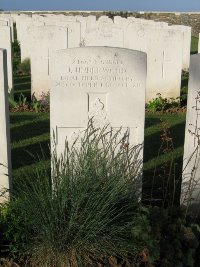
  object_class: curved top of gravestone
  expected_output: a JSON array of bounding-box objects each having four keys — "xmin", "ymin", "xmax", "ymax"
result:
[{"xmin": 53, "ymin": 46, "xmax": 147, "ymax": 57}]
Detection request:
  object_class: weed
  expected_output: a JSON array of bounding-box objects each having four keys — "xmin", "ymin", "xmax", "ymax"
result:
[{"xmin": 146, "ymin": 93, "xmax": 180, "ymax": 113}]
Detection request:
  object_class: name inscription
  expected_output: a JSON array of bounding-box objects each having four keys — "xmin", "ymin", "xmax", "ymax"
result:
[{"xmin": 54, "ymin": 58, "xmax": 141, "ymax": 89}]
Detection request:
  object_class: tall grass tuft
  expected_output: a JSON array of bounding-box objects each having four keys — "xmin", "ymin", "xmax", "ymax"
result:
[{"xmin": 7, "ymin": 120, "xmax": 143, "ymax": 266}]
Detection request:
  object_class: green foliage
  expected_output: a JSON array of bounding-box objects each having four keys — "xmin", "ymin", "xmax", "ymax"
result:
[
  {"xmin": 31, "ymin": 97, "xmax": 41, "ymax": 113},
  {"xmin": 146, "ymin": 93, "xmax": 180, "ymax": 112},
  {"xmin": 131, "ymin": 206, "xmax": 160, "ymax": 264},
  {"xmin": 12, "ymin": 40, "xmax": 21, "ymax": 75},
  {"xmin": 18, "ymin": 58, "xmax": 30, "ymax": 75},
  {"xmin": 0, "ymin": 201, "xmax": 31, "ymax": 259},
  {"xmin": 39, "ymin": 91, "xmax": 50, "ymax": 112},
  {"xmin": 148, "ymin": 206, "xmax": 200, "ymax": 267},
  {"xmin": 8, "ymin": 91, "xmax": 29, "ymax": 111},
  {"xmin": 191, "ymin": 36, "xmax": 199, "ymax": 54},
  {"xmin": 2, "ymin": 121, "xmax": 144, "ymax": 266},
  {"xmin": 8, "ymin": 88, "xmax": 17, "ymax": 108},
  {"xmin": 18, "ymin": 93, "xmax": 27, "ymax": 107},
  {"xmin": 181, "ymin": 71, "xmax": 189, "ymax": 105},
  {"xmin": 30, "ymin": 92, "xmax": 50, "ymax": 112}
]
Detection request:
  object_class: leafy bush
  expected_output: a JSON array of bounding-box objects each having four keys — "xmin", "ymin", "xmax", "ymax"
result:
[
  {"xmin": 146, "ymin": 93, "xmax": 180, "ymax": 112},
  {"xmin": 149, "ymin": 206, "xmax": 200, "ymax": 267},
  {"xmin": 2, "ymin": 121, "xmax": 145, "ymax": 266}
]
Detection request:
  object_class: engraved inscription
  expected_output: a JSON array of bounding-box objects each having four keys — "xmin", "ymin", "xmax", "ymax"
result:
[
  {"xmin": 57, "ymin": 127, "xmax": 85, "ymax": 145},
  {"xmin": 54, "ymin": 57, "xmax": 141, "ymax": 89},
  {"xmin": 88, "ymin": 97, "xmax": 109, "ymax": 128},
  {"xmin": 57, "ymin": 126, "xmax": 139, "ymax": 148}
]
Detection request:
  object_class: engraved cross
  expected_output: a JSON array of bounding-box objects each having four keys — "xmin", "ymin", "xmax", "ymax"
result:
[{"xmin": 162, "ymin": 51, "xmax": 172, "ymax": 78}]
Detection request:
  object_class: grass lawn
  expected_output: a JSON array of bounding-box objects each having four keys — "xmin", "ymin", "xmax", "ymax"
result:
[
  {"xmin": 12, "ymin": 28, "xmax": 189, "ymax": 201},
  {"xmin": 10, "ymin": 110, "xmax": 186, "ymax": 203},
  {"xmin": 191, "ymin": 36, "xmax": 199, "ymax": 54}
]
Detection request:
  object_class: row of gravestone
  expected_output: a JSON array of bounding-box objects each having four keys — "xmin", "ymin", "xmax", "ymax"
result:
[
  {"xmin": 0, "ymin": 13, "xmax": 191, "ymax": 102},
  {"xmin": 0, "ymin": 46, "xmax": 200, "ymax": 210}
]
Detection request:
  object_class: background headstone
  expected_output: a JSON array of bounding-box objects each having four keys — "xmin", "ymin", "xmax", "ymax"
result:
[
  {"xmin": 0, "ymin": 49, "xmax": 12, "ymax": 202},
  {"xmin": 182, "ymin": 54, "xmax": 200, "ymax": 209},
  {"xmin": 28, "ymin": 25, "xmax": 69, "ymax": 98},
  {"xmin": 0, "ymin": 25, "xmax": 13, "ymax": 89}
]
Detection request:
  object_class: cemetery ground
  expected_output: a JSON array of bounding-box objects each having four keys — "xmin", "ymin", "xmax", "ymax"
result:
[{"xmin": 1, "ymin": 36, "xmax": 200, "ymax": 267}]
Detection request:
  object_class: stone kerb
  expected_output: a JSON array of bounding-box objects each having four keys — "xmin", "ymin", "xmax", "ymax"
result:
[
  {"xmin": 50, "ymin": 47, "xmax": 147, "ymax": 168},
  {"xmin": 0, "ymin": 49, "xmax": 12, "ymax": 202},
  {"xmin": 0, "ymin": 25, "xmax": 13, "ymax": 90},
  {"xmin": 182, "ymin": 54, "xmax": 200, "ymax": 210}
]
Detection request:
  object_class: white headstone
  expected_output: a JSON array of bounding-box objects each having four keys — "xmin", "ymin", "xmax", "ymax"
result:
[
  {"xmin": 16, "ymin": 16, "xmax": 45, "ymax": 61},
  {"xmin": 44, "ymin": 19, "xmax": 81, "ymax": 48},
  {"xmin": 171, "ymin": 25, "xmax": 191, "ymax": 70},
  {"xmin": 0, "ymin": 20, "xmax": 8, "ymax": 26},
  {"xmin": 80, "ymin": 16, "xmax": 183, "ymax": 101},
  {"xmin": 29, "ymin": 26, "xmax": 69, "ymax": 98},
  {"xmin": 124, "ymin": 21, "xmax": 183, "ymax": 101},
  {"xmin": 83, "ymin": 16, "xmax": 124, "ymax": 47},
  {"xmin": 182, "ymin": 54, "xmax": 200, "ymax": 210},
  {"xmin": 50, "ymin": 47, "xmax": 147, "ymax": 164},
  {"xmin": 0, "ymin": 49, "xmax": 11, "ymax": 202},
  {"xmin": 0, "ymin": 25, "xmax": 13, "ymax": 89},
  {"xmin": 0, "ymin": 15, "xmax": 14, "ymax": 41}
]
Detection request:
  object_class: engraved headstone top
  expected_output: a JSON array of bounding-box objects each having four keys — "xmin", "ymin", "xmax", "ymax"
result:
[{"xmin": 50, "ymin": 47, "xmax": 147, "ymax": 158}]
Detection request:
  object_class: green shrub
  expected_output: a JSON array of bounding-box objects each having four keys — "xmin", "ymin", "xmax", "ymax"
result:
[
  {"xmin": 146, "ymin": 93, "xmax": 180, "ymax": 112},
  {"xmin": 2, "ymin": 120, "xmax": 144, "ymax": 266}
]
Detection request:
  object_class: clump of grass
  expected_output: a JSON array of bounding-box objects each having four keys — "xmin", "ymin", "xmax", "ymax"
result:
[{"xmin": 4, "ymin": 120, "xmax": 143, "ymax": 266}]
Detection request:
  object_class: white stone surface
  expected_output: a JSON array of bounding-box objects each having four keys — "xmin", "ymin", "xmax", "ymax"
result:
[
  {"xmin": 50, "ymin": 47, "xmax": 147, "ymax": 164},
  {"xmin": 0, "ymin": 20, "xmax": 8, "ymax": 26},
  {"xmin": 124, "ymin": 20, "xmax": 183, "ymax": 101},
  {"xmin": 83, "ymin": 16, "xmax": 124, "ymax": 47},
  {"xmin": 182, "ymin": 54, "xmax": 200, "ymax": 209},
  {"xmin": 0, "ymin": 25, "xmax": 13, "ymax": 89},
  {"xmin": 171, "ymin": 25, "xmax": 191, "ymax": 70},
  {"xmin": 16, "ymin": 14, "xmax": 81, "ymax": 61},
  {"xmin": 43, "ymin": 18, "xmax": 81, "ymax": 48},
  {"xmin": 0, "ymin": 49, "xmax": 11, "ymax": 202},
  {"xmin": 29, "ymin": 25, "xmax": 69, "ymax": 98},
  {"xmin": 0, "ymin": 15, "xmax": 14, "ymax": 41},
  {"xmin": 13, "ymin": 14, "xmax": 185, "ymax": 101},
  {"xmin": 78, "ymin": 16, "xmax": 183, "ymax": 101},
  {"xmin": 16, "ymin": 15, "xmax": 45, "ymax": 60}
]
